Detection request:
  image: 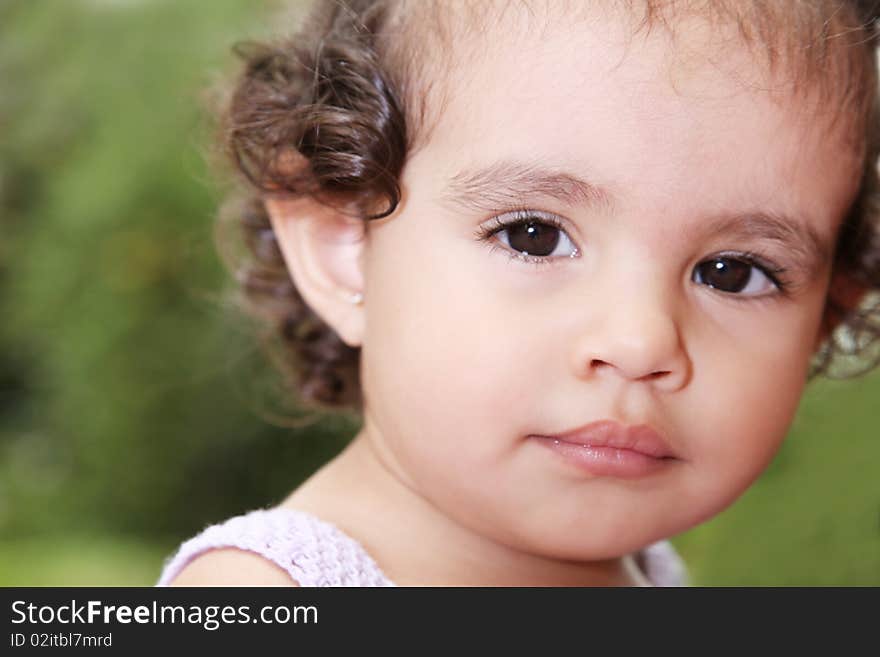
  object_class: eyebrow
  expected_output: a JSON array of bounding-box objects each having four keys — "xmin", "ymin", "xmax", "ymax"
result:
[
  {"xmin": 441, "ymin": 160, "xmax": 613, "ymax": 213},
  {"xmin": 697, "ymin": 212, "xmax": 832, "ymax": 275}
]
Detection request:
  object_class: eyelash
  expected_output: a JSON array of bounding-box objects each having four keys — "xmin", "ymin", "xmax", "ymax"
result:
[
  {"xmin": 473, "ymin": 210, "xmax": 575, "ymax": 270},
  {"xmin": 474, "ymin": 209, "xmax": 793, "ymax": 296},
  {"xmin": 709, "ymin": 250, "xmax": 791, "ymax": 297}
]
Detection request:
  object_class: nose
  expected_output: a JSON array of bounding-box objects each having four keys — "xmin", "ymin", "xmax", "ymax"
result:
[{"xmin": 571, "ymin": 287, "xmax": 691, "ymax": 392}]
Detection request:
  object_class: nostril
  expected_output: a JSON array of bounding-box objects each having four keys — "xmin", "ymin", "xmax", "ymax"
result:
[
  {"xmin": 646, "ymin": 371, "xmax": 670, "ymax": 380},
  {"xmin": 590, "ymin": 359, "xmax": 611, "ymax": 369}
]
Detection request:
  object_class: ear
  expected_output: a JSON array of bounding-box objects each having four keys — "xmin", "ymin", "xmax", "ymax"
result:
[
  {"xmin": 815, "ymin": 268, "xmax": 867, "ymax": 349},
  {"xmin": 264, "ymin": 195, "xmax": 366, "ymax": 348}
]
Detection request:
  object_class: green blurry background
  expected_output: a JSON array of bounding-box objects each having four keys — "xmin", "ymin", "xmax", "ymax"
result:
[{"xmin": 0, "ymin": 0, "xmax": 877, "ymax": 586}]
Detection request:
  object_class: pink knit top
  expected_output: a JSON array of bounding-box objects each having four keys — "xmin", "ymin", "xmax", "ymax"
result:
[{"xmin": 156, "ymin": 507, "xmax": 687, "ymax": 587}]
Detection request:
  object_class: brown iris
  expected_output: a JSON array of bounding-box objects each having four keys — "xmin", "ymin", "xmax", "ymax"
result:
[
  {"xmin": 506, "ymin": 221, "xmax": 560, "ymax": 257},
  {"xmin": 694, "ymin": 258, "xmax": 753, "ymax": 292}
]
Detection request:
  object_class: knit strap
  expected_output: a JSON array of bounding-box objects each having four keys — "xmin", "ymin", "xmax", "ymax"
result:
[
  {"xmin": 639, "ymin": 540, "xmax": 688, "ymax": 587},
  {"xmin": 156, "ymin": 507, "xmax": 394, "ymax": 587}
]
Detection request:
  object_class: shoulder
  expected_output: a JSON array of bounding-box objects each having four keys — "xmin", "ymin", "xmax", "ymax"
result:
[
  {"xmin": 156, "ymin": 506, "xmax": 394, "ymax": 587},
  {"xmin": 168, "ymin": 548, "xmax": 299, "ymax": 586},
  {"xmin": 156, "ymin": 507, "xmax": 311, "ymax": 586}
]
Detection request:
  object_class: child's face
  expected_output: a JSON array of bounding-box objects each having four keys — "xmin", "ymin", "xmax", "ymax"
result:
[{"xmin": 357, "ymin": 8, "xmax": 862, "ymax": 557}]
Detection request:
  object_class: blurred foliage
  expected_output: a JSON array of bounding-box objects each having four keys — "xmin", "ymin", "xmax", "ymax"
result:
[
  {"xmin": 0, "ymin": 0, "xmax": 878, "ymax": 585},
  {"xmin": 0, "ymin": 0, "xmax": 352, "ymax": 550},
  {"xmin": 0, "ymin": 535, "xmax": 165, "ymax": 586}
]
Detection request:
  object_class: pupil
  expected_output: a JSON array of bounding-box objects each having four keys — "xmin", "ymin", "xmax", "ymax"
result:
[
  {"xmin": 698, "ymin": 258, "xmax": 751, "ymax": 292},
  {"xmin": 507, "ymin": 222, "xmax": 560, "ymax": 256}
]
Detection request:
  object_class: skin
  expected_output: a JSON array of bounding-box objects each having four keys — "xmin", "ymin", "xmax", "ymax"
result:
[{"xmin": 176, "ymin": 5, "xmax": 865, "ymax": 586}]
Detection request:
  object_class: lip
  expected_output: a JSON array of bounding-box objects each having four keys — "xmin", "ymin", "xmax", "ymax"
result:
[{"xmin": 531, "ymin": 420, "xmax": 679, "ymax": 478}]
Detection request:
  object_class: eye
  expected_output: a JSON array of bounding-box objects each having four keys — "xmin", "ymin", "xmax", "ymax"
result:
[
  {"xmin": 478, "ymin": 211, "xmax": 579, "ymax": 262},
  {"xmin": 692, "ymin": 255, "xmax": 784, "ymax": 296}
]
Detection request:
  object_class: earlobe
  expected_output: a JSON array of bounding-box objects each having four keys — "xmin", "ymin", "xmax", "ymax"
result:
[{"xmin": 263, "ymin": 195, "xmax": 366, "ymax": 348}]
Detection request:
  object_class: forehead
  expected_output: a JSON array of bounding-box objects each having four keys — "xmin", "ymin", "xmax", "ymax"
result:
[
  {"xmin": 406, "ymin": 3, "xmax": 863, "ymax": 237},
  {"xmin": 402, "ymin": 0, "xmax": 873, "ymax": 131}
]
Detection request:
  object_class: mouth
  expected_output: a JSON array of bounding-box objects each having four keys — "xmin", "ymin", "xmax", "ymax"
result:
[{"xmin": 530, "ymin": 420, "xmax": 680, "ymax": 479}]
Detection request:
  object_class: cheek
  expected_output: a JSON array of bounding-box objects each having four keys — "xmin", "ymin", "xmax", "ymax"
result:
[
  {"xmin": 685, "ymin": 303, "xmax": 820, "ymax": 493},
  {"xmin": 361, "ymin": 223, "xmax": 532, "ymax": 469}
]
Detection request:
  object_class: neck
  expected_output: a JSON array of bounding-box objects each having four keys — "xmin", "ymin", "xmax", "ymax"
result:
[{"xmin": 283, "ymin": 425, "xmax": 641, "ymax": 587}]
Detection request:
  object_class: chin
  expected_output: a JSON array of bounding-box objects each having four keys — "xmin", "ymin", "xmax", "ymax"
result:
[{"xmin": 498, "ymin": 515, "xmax": 674, "ymax": 562}]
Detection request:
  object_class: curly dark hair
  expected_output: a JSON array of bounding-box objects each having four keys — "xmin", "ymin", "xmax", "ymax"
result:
[{"xmin": 214, "ymin": 0, "xmax": 880, "ymax": 418}]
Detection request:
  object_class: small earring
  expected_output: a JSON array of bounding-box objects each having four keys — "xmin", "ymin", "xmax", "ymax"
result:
[{"xmin": 347, "ymin": 291, "xmax": 364, "ymax": 305}]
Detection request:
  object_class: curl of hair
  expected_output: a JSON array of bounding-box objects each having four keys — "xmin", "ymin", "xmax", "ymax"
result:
[
  {"xmin": 219, "ymin": 0, "xmax": 406, "ymax": 415},
  {"xmin": 810, "ymin": 123, "xmax": 880, "ymax": 379}
]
